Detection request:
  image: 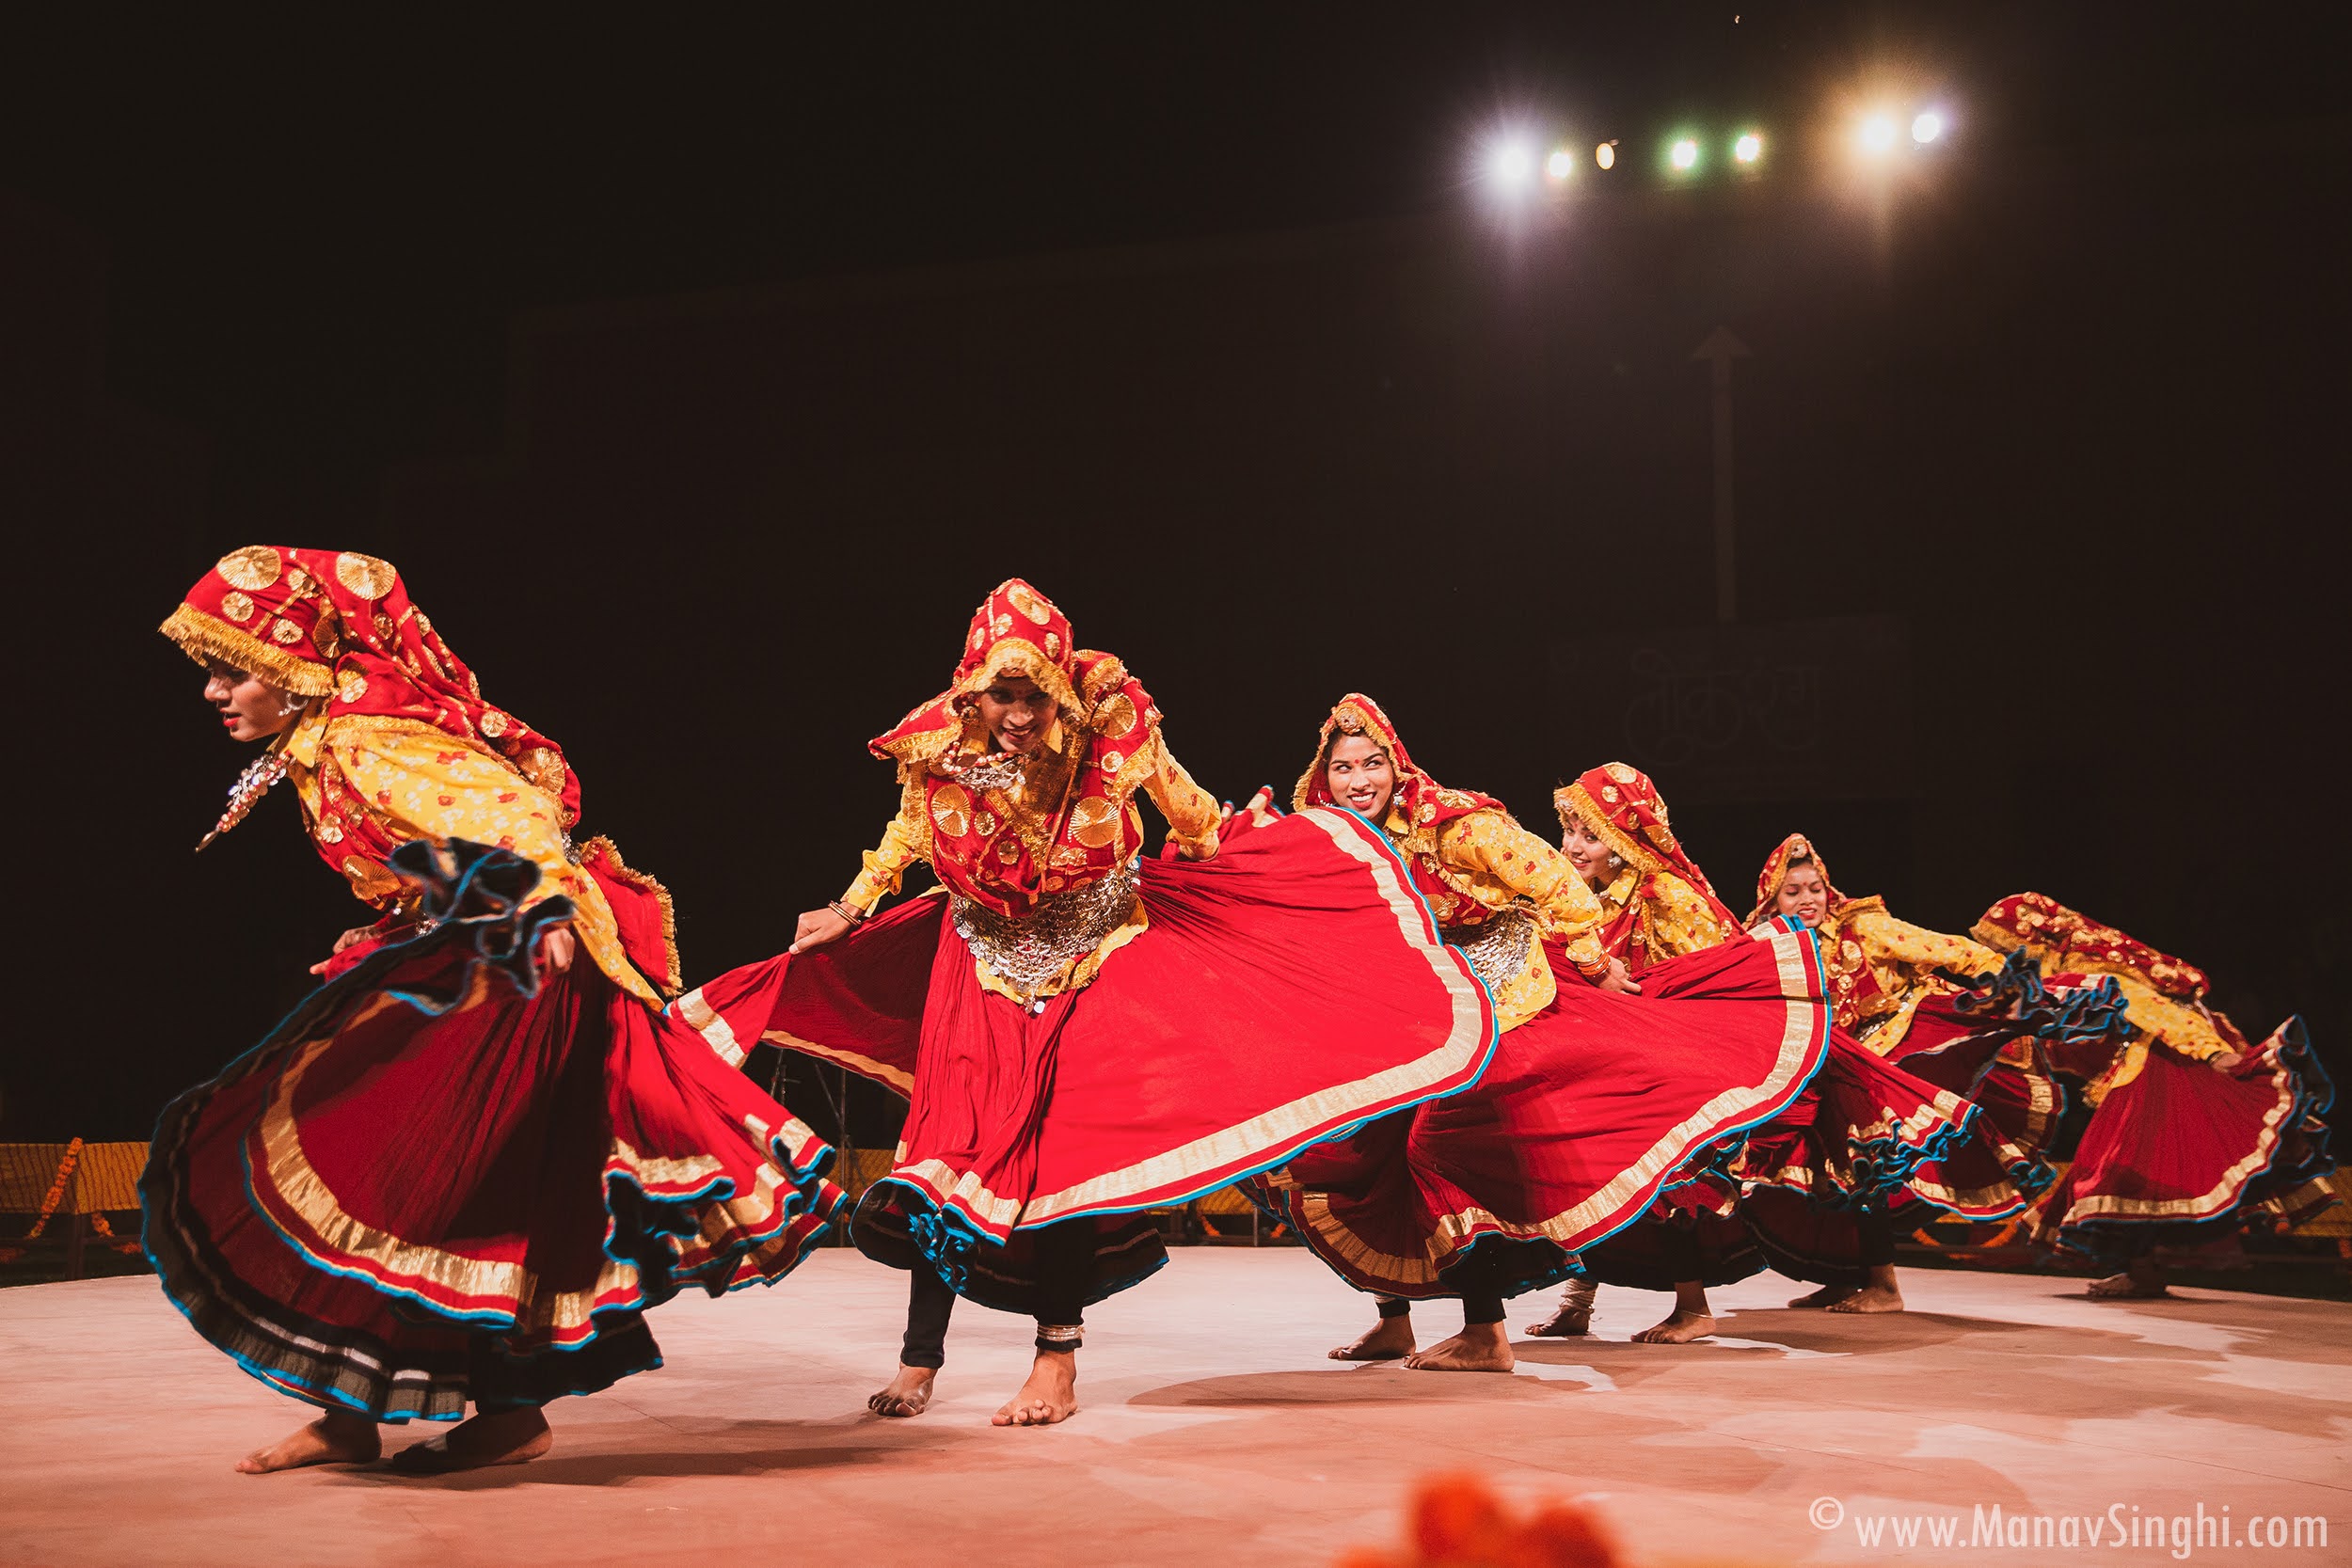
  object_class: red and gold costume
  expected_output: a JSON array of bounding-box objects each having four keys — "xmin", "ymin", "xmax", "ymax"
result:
[
  {"xmin": 1973, "ymin": 894, "xmax": 2335, "ymax": 1264},
  {"xmin": 674, "ymin": 590, "xmax": 1499, "ymax": 1313},
  {"xmin": 1251, "ymin": 704, "xmax": 1836, "ymax": 1301},
  {"xmin": 1554, "ymin": 763, "xmax": 1745, "ymax": 970},
  {"xmin": 143, "ymin": 547, "xmax": 843, "ymax": 1421},
  {"xmin": 1661, "ymin": 834, "xmax": 2061, "ymax": 1287}
]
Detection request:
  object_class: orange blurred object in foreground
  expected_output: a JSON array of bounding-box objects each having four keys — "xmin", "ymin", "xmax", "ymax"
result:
[{"xmin": 1334, "ymin": 1472, "xmax": 1620, "ymax": 1568}]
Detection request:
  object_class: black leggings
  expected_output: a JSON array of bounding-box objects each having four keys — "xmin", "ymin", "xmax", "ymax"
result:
[
  {"xmin": 1857, "ymin": 1209, "xmax": 1899, "ymax": 1270},
  {"xmin": 898, "ymin": 1221, "xmax": 1094, "ymax": 1370},
  {"xmin": 1375, "ymin": 1292, "xmax": 1505, "ymax": 1325}
]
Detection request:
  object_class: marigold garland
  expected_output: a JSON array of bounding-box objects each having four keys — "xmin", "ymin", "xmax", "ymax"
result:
[{"xmin": 0, "ymin": 1138, "xmax": 144, "ymax": 1263}]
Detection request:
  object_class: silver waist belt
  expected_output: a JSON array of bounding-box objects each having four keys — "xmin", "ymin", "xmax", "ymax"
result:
[
  {"xmin": 1439, "ymin": 904, "xmax": 1538, "ymax": 995},
  {"xmin": 950, "ymin": 856, "xmax": 1142, "ymax": 1003}
]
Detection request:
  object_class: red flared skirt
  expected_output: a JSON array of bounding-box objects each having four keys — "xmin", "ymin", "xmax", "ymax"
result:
[
  {"xmin": 142, "ymin": 853, "xmax": 844, "ymax": 1422},
  {"xmin": 1250, "ymin": 921, "xmax": 1834, "ymax": 1300},
  {"xmin": 2036, "ymin": 1020, "xmax": 2335, "ymax": 1264},
  {"xmin": 675, "ymin": 806, "xmax": 1500, "ymax": 1313}
]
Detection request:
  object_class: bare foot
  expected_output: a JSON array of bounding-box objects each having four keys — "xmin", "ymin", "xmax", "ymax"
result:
[
  {"xmin": 389, "ymin": 1407, "xmax": 552, "ymax": 1474},
  {"xmin": 991, "ymin": 1350, "xmax": 1078, "ymax": 1427},
  {"xmin": 1329, "ymin": 1315, "xmax": 1416, "ymax": 1361},
  {"xmin": 1526, "ymin": 1280, "xmax": 1596, "ymax": 1338},
  {"xmin": 234, "ymin": 1411, "xmax": 381, "ymax": 1474},
  {"xmin": 1825, "ymin": 1281, "xmax": 1905, "ymax": 1314},
  {"xmin": 868, "ymin": 1364, "xmax": 938, "ymax": 1418},
  {"xmin": 1631, "ymin": 1309, "xmax": 1717, "ymax": 1344},
  {"xmin": 1788, "ymin": 1283, "xmax": 1856, "ymax": 1309},
  {"xmin": 2087, "ymin": 1271, "xmax": 2169, "ymax": 1300},
  {"xmin": 1402, "ymin": 1323, "xmax": 1514, "ymax": 1372}
]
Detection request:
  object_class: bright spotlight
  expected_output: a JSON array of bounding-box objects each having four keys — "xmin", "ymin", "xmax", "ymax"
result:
[
  {"xmin": 1911, "ymin": 110, "xmax": 1945, "ymax": 145},
  {"xmin": 1546, "ymin": 147, "xmax": 1576, "ymax": 181},
  {"xmin": 1488, "ymin": 138, "xmax": 1537, "ymax": 192},
  {"xmin": 1857, "ymin": 114, "xmax": 1899, "ymax": 155},
  {"xmin": 1669, "ymin": 137, "xmax": 1700, "ymax": 172},
  {"xmin": 1595, "ymin": 140, "xmax": 1617, "ymax": 171},
  {"xmin": 1733, "ymin": 132, "xmax": 1762, "ymax": 165}
]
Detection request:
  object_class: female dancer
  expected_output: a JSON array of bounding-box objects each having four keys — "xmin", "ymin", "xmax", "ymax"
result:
[
  {"xmin": 1530, "ymin": 777, "xmax": 2051, "ymax": 1340},
  {"xmin": 1972, "ymin": 894, "xmax": 2334, "ymax": 1298},
  {"xmin": 146, "ymin": 547, "xmax": 843, "ymax": 1474},
  {"xmin": 1737, "ymin": 834, "xmax": 2083, "ymax": 1311},
  {"xmin": 1253, "ymin": 710, "xmax": 1836, "ymax": 1360},
  {"xmin": 671, "ymin": 587, "xmax": 1500, "ymax": 1422}
]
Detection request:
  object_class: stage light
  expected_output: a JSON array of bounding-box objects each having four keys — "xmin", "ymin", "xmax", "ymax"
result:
[
  {"xmin": 1857, "ymin": 114, "xmax": 1899, "ymax": 156},
  {"xmin": 1546, "ymin": 147, "xmax": 1576, "ymax": 181},
  {"xmin": 1732, "ymin": 132, "xmax": 1763, "ymax": 165},
  {"xmin": 1669, "ymin": 137, "xmax": 1700, "ymax": 172},
  {"xmin": 1911, "ymin": 110, "xmax": 1945, "ymax": 145},
  {"xmin": 1487, "ymin": 137, "xmax": 1538, "ymax": 193},
  {"xmin": 1595, "ymin": 140, "xmax": 1617, "ymax": 171}
]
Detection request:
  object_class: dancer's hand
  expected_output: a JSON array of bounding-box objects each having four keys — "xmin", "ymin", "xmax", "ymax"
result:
[
  {"xmin": 309, "ymin": 924, "xmax": 379, "ymax": 974},
  {"xmin": 1597, "ymin": 958, "xmax": 1643, "ymax": 996},
  {"xmin": 789, "ymin": 906, "xmax": 855, "ymax": 955},
  {"xmin": 2208, "ymin": 1050, "xmax": 2245, "ymax": 1074},
  {"xmin": 539, "ymin": 926, "xmax": 576, "ymax": 975}
]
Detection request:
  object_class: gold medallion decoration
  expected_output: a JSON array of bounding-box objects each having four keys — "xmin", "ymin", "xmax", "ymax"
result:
[
  {"xmin": 270, "ymin": 618, "xmax": 305, "ymax": 644},
  {"xmin": 479, "ymin": 710, "xmax": 510, "ymax": 739},
  {"xmin": 285, "ymin": 564, "xmax": 311, "ymax": 593},
  {"xmin": 219, "ymin": 591, "xmax": 255, "ymax": 623},
  {"xmin": 1006, "ymin": 581, "xmax": 1054, "ymax": 626},
  {"xmin": 215, "ymin": 546, "xmax": 283, "ymax": 591},
  {"xmin": 1071, "ymin": 796, "xmax": 1120, "ymax": 848},
  {"xmin": 1605, "ymin": 762, "xmax": 1638, "ymax": 783},
  {"xmin": 992, "ymin": 613, "xmax": 1013, "ymax": 637},
  {"xmin": 1044, "ymin": 631, "xmax": 1062, "ymax": 659},
  {"xmin": 1100, "ymin": 750, "xmax": 1124, "ymax": 774},
  {"xmin": 930, "ymin": 784, "xmax": 973, "ymax": 839},
  {"xmin": 974, "ymin": 809, "xmax": 999, "ymax": 838},
  {"xmin": 995, "ymin": 837, "xmax": 1023, "ymax": 863},
  {"xmin": 524, "ymin": 749, "xmax": 565, "ymax": 793},
  {"xmin": 337, "ymin": 669, "xmax": 369, "ymax": 704},
  {"xmin": 335, "ymin": 552, "xmax": 399, "ymax": 600},
  {"xmin": 311, "ymin": 617, "xmax": 340, "ymax": 657},
  {"xmin": 1095, "ymin": 693, "xmax": 1136, "ymax": 737}
]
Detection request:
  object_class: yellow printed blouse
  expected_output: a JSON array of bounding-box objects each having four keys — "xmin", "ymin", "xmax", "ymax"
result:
[
  {"xmin": 839, "ymin": 727, "xmax": 1223, "ymax": 1002},
  {"xmin": 1391, "ymin": 806, "xmax": 1608, "ymax": 1032},
  {"xmin": 1594, "ymin": 866, "xmax": 1744, "ymax": 970},
  {"xmin": 1819, "ymin": 901, "xmax": 2002, "ymax": 1053},
  {"xmin": 284, "ymin": 708, "xmax": 655, "ymax": 1005}
]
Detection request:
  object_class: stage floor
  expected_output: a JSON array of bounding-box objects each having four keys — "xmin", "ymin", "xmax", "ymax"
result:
[{"xmin": 2, "ymin": 1250, "xmax": 2344, "ymax": 1566}]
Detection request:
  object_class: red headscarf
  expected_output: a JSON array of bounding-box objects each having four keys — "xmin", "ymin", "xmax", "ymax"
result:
[
  {"xmin": 1291, "ymin": 694, "xmax": 1502, "ymax": 832},
  {"xmin": 1552, "ymin": 763, "xmax": 1742, "ymax": 935},
  {"xmin": 1745, "ymin": 831, "xmax": 1849, "ymax": 929},
  {"xmin": 162, "ymin": 546, "xmax": 578, "ymax": 822},
  {"xmin": 867, "ymin": 579, "xmax": 1164, "ymax": 917},
  {"xmin": 1972, "ymin": 893, "xmax": 2214, "ymax": 1002}
]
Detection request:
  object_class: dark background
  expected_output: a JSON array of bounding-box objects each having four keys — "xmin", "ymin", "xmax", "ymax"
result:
[{"xmin": 5, "ymin": 5, "xmax": 2346, "ymax": 1148}]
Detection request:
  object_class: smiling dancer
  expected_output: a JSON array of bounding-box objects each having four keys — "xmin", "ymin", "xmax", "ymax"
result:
[
  {"xmin": 672, "ymin": 586, "xmax": 1497, "ymax": 1423},
  {"xmin": 1523, "ymin": 774, "xmax": 2051, "ymax": 1341},
  {"xmin": 144, "ymin": 547, "xmax": 843, "ymax": 1475},
  {"xmin": 1253, "ymin": 705, "xmax": 1835, "ymax": 1362}
]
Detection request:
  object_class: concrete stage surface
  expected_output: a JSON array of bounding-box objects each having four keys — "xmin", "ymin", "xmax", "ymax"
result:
[{"xmin": 2, "ymin": 1251, "xmax": 2344, "ymax": 1567}]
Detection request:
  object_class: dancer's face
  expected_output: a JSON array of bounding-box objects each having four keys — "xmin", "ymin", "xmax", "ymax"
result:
[
  {"xmin": 976, "ymin": 675, "xmax": 1054, "ymax": 754},
  {"xmin": 1560, "ymin": 814, "xmax": 1615, "ymax": 890},
  {"xmin": 204, "ymin": 660, "xmax": 301, "ymax": 743},
  {"xmin": 1324, "ymin": 735, "xmax": 1396, "ymax": 820},
  {"xmin": 1773, "ymin": 861, "xmax": 1831, "ymax": 927}
]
